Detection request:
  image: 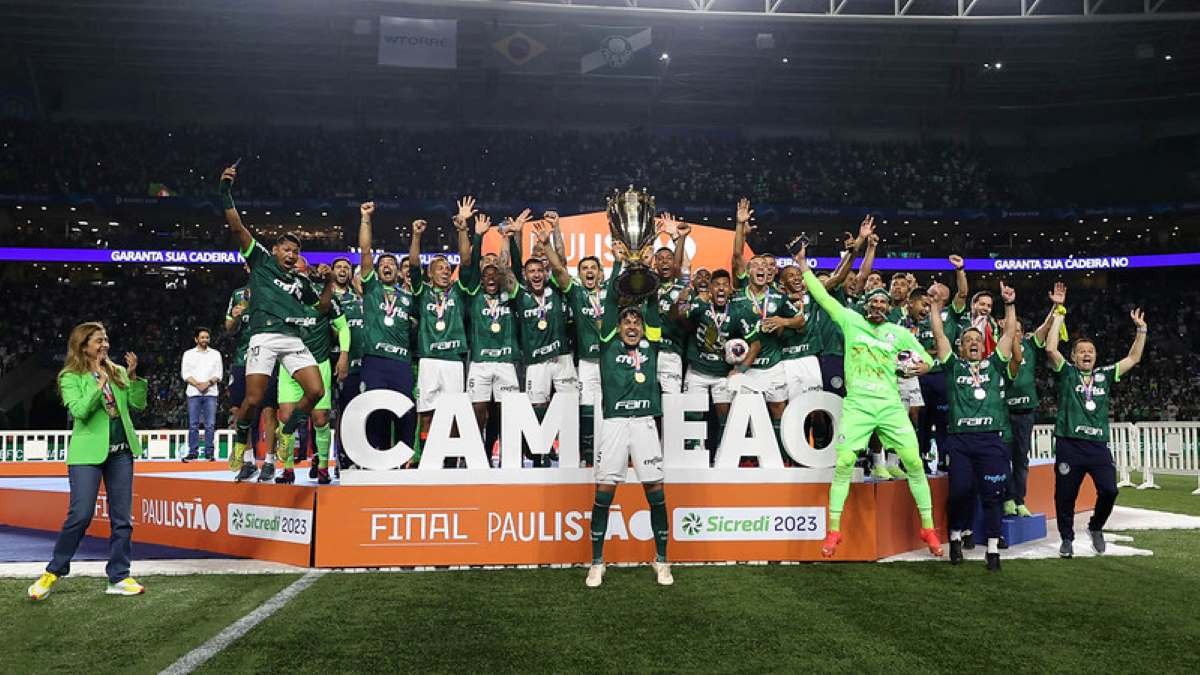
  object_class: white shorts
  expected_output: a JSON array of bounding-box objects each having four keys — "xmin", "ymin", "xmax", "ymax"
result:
[
  {"xmin": 416, "ymin": 358, "xmax": 465, "ymax": 412},
  {"xmin": 595, "ymin": 416, "xmax": 664, "ymax": 485},
  {"xmin": 684, "ymin": 370, "xmax": 733, "ymax": 405},
  {"xmin": 246, "ymin": 333, "xmax": 317, "ymax": 377},
  {"xmin": 526, "ymin": 354, "xmax": 578, "ymax": 406},
  {"xmin": 731, "ymin": 362, "xmax": 789, "ymax": 403},
  {"xmin": 898, "ymin": 375, "xmax": 925, "ymax": 408},
  {"xmin": 578, "ymin": 358, "xmax": 601, "ymax": 409},
  {"xmin": 658, "ymin": 351, "xmax": 683, "ymax": 394},
  {"xmin": 784, "ymin": 356, "xmax": 824, "ymax": 400},
  {"xmin": 467, "ymin": 362, "xmax": 520, "ymax": 403}
]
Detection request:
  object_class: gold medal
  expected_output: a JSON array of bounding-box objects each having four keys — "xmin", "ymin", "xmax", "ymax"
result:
[
  {"xmin": 490, "ymin": 322, "xmax": 501, "ymax": 333},
  {"xmin": 634, "ymin": 372, "xmax": 646, "ymax": 384},
  {"xmin": 435, "ymin": 320, "xmax": 446, "ymax": 332},
  {"xmin": 537, "ymin": 319, "xmax": 548, "ymax": 331},
  {"xmin": 383, "ymin": 316, "xmax": 394, "ymax": 327}
]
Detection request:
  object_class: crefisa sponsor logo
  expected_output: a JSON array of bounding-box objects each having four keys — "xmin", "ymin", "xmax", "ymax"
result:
[
  {"xmin": 141, "ymin": 496, "xmax": 222, "ymax": 532},
  {"xmin": 672, "ymin": 507, "xmax": 826, "ymax": 541}
]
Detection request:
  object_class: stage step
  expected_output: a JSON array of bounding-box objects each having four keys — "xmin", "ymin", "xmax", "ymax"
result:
[{"xmin": 973, "ymin": 505, "xmax": 1047, "ymax": 546}]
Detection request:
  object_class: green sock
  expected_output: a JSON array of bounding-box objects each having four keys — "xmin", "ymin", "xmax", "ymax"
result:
[
  {"xmin": 315, "ymin": 422, "xmax": 331, "ymax": 469},
  {"xmin": 281, "ymin": 409, "xmax": 307, "ymax": 435},
  {"xmin": 580, "ymin": 405, "xmax": 595, "ymax": 462},
  {"xmin": 235, "ymin": 419, "xmax": 252, "ymax": 446},
  {"xmin": 828, "ymin": 449, "xmax": 858, "ymax": 532},
  {"xmin": 277, "ymin": 423, "xmax": 294, "ymax": 469},
  {"xmin": 646, "ymin": 488, "xmax": 668, "ymax": 562},
  {"xmin": 897, "ymin": 446, "xmax": 934, "ymax": 528},
  {"xmin": 590, "ymin": 490, "xmax": 614, "ymax": 564}
]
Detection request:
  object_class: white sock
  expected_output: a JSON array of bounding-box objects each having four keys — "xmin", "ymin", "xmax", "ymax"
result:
[
  {"xmin": 267, "ymin": 452, "xmax": 277, "ymax": 464},
  {"xmin": 987, "ymin": 538, "xmax": 1000, "ymax": 554},
  {"xmin": 243, "ymin": 449, "xmax": 254, "ymax": 462},
  {"xmin": 950, "ymin": 530, "xmax": 962, "ymax": 542}
]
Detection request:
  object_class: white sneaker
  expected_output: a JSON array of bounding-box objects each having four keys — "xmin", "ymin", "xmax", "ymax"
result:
[
  {"xmin": 653, "ymin": 561, "xmax": 674, "ymax": 586},
  {"xmin": 105, "ymin": 578, "xmax": 145, "ymax": 596},
  {"xmin": 585, "ymin": 564, "xmax": 605, "ymax": 588}
]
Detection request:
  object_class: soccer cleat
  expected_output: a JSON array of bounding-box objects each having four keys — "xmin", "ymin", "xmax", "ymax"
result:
[
  {"xmin": 275, "ymin": 468, "xmax": 295, "ymax": 485},
  {"xmin": 998, "ymin": 536, "xmax": 1009, "ymax": 550},
  {"xmin": 1003, "ymin": 500, "xmax": 1018, "ymax": 516},
  {"xmin": 986, "ymin": 552, "xmax": 1001, "ymax": 572},
  {"xmin": 886, "ymin": 465, "xmax": 907, "ymax": 480},
  {"xmin": 869, "ymin": 465, "xmax": 892, "ymax": 481},
  {"xmin": 105, "ymin": 578, "xmax": 145, "ymax": 596},
  {"xmin": 27, "ymin": 572, "xmax": 58, "ymax": 601},
  {"xmin": 1059, "ymin": 540, "xmax": 1074, "ymax": 559},
  {"xmin": 257, "ymin": 462, "xmax": 276, "ymax": 483},
  {"xmin": 820, "ymin": 531, "xmax": 842, "ymax": 559},
  {"xmin": 228, "ymin": 444, "xmax": 245, "ymax": 471},
  {"xmin": 234, "ymin": 462, "xmax": 258, "ymax": 483},
  {"xmin": 308, "ymin": 462, "xmax": 320, "ymax": 480},
  {"xmin": 949, "ymin": 540, "xmax": 963, "ymax": 565},
  {"xmin": 585, "ymin": 564, "xmax": 605, "ymax": 588},
  {"xmin": 204, "ymin": 453, "xmax": 215, "ymax": 462},
  {"xmin": 961, "ymin": 531, "xmax": 975, "ymax": 550},
  {"xmin": 317, "ymin": 468, "xmax": 332, "ymax": 485},
  {"xmin": 1089, "ymin": 529, "xmax": 1106, "ymax": 555},
  {"xmin": 1016, "ymin": 505, "xmax": 1034, "ymax": 518},
  {"xmin": 653, "ymin": 561, "xmax": 674, "ymax": 586},
  {"xmin": 919, "ymin": 528, "xmax": 944, "ymax": 557},
  {"xmin": 182, "ymin": 451, "xmax": 199, "ymax": 463}
]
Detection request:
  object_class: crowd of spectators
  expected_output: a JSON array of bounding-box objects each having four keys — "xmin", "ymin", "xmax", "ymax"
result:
[{"xmin": 0, "ymin": 120, "xmax": 1009, "ymax": 209}]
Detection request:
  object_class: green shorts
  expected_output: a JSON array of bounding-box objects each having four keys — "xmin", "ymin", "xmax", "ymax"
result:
[
  {"xmin": 277, "ymin": 359, "xmax": 332, "ymax": 410},
  {"xmin": 835, "ymin": 397, "xmax": 918, "ymax": 453}
]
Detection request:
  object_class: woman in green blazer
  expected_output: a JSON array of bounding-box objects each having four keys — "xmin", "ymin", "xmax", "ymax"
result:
[{"xmin": 28, "ymin": 322, "xmax": 149, "ymax": 601}]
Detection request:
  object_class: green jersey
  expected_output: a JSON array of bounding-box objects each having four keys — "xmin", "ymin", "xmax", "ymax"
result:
[
  {"xmin": 895, "ymin": 312, "xmax": 947, "ymax": 373},
  {"xmin": 684, "ymin": 299, "xmax": 734, "ymax": 377},
  {"xmin": 804, "ymin": 270, "xmax": 932, "ymax": 403},
  {"xmin": 944, "ymin": 352, "xmax": 1012, "ymax": 435},
  {"xmin": 411, "ymin": 264, "xmax": 469, "ymax": 361},
  {"xmin": 949, "ymin": 302, "xmax": 1000, "ymax": 355},
  {"xmin": 1006, "ymin": 334, "xmax": 1044, "ymax": 412},
  {"xmin": 458, "ymin": 261, "xmax": 521, "ymax": 364},
  {"xmin": 1052, "ymin": 361, "xmax": 1120, "ymax": 442},
  {"xmin": 598, "ymin": 268, "xmax": 661, "ymax": 418},
  {"xmin": 815, "ymin": 286, "xmax": 848, "ymax": 357},
  {"xmin": 333, "ymin": 287, "xmax": 365, "ymax": 372},
  {"xmin": 240, "ymin": 240, "xmax": 321, "ymax": 338},
  {"xmin": 514, "ymin": 284, "xmax": 570, "ymax": 364},
  {"xmin": 225, "ymin": 286, "xmax": 251, "ymax": 367},
  {"xmin": 559, "ymin": 278, "xmax": 608, "ymax": 361},
  {"xmin": 727, "ymin": 286, "xmax": 798, "ymax": 369},
  {"xmin": 655, "ymin": 280, "xmax": 689, "ymax": 356},
  {"xmin": 780, "ymin": 293, "xmax": 822, "ymax": 360},
  {"xmin": 294, "ymin": 279, "xmax": 344, "ymax": 363},
  {"xmin": 360, "ymin": 270, "xmax": 414, "ymax": 362}
]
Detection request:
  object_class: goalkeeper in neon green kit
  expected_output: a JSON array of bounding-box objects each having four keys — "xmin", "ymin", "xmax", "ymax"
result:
[{"xmin": 793, "ymin": 243, "xmax": 944, "ymax": 559}]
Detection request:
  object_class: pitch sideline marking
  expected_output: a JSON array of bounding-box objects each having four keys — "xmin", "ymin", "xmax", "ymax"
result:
[{"xmin": 159, "ymin": 569, "xmax": 327, "ymax": 675}]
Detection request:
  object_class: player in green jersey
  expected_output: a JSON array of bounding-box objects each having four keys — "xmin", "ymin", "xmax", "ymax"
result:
[
  {"xmin": 408, "ymin": 200, "xmax": 474, "ymax": 452},
  {"xmin": 271, "ymin": 264, "xmax": 350, "ymax": 485},
  {"xmin": 1002, "ymin": 281, "xmax": 1066, "ymax": 517},
  {"xmin": 793, "ymin": 244, "xmax": 944, "ymax": 559},
  {"xmin": 672, "ymin": 269, "xmax": 735, "ymax": 459},
  {"xmin": 357, "ymin": 201, "xmax": 419, "ymax": 460},
  {"xmin": 330, "ymin": 255, "xmax": 363, "ymax": 474},
  {"xmin": 1045, "ymin": 304, "xmax": 1146, "ymax": 558},
  {"xmin": 930, "ymin": 281, "xmax": 1020, "ymax": 571},
  {"xmin": 586, "ymin": 248, "xmax": 672, "ymax": 589},
  {"xmin": 220, "ymin": 165, "xmax": 328, "ymax": 470},
  {"xmin": 460, "ymin": 213, "xmax": 522, "ymax": 456},
  {"xmin": 652, "ymin": 213, "xmax": 691, "ymax": 395}
]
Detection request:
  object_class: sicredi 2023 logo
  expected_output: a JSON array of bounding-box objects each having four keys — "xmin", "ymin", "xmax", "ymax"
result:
[
  {"xmin": 673, "ymin": 507, "xmax": 826, "ymax": 541},
  {"xmin": 227, "ymin": 503, "xmax": 313, "ymax": 544}
]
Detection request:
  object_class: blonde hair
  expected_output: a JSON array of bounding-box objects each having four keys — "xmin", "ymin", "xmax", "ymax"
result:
[{"xmin": 59, "ymin": 322, "xmax": 127, "ymax": 395}]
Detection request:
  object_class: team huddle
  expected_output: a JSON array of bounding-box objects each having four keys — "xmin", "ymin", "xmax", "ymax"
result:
[{"xmin": 217, "ymin": 166, "xmax": 1148, "ymax": 584}]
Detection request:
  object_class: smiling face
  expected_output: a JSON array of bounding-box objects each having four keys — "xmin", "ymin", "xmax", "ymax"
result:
[
  {"xmin": 748, "ymin": 257, "xmax": 770, "ymax": 290},
  {"xmin": 378, "ymin": 256, "xmax": 399, "ymax": 284},
  {"xmin": 429, "ymin": 257, "xmax": 452, "ymax": 288},
  {"xmin": 195, "ymin": 330, "xmax": 210, "ymax": 349},
  {"xmin": 272, "ymin": 239, "xmax": 300, "ymax": 270},
  {"xmin": 332, "ymin": 259, "xmax": 353, "ymax": 287},
  {"xmin": 654, "ymin": 248, "xmax": 676, "ymax": 280},
  {"xmin": 865, "ymin": 293, "xmax": 890, "ymax": 324},
  {"xmin": 85, "ymin": 328, "xmax": 110, "ymax": 364},
  {"xmin": 579, "ymin": 258, "xmax": 602, "ymax": 290},
  {"xmin": 525, "ymin": 259, "xmax": 547, "ymax": 291},
  {"xmin": 620, "ymin": 310, "xmax": 644, "ymax": 346},
  {"xmin": 865, "ymin": 273, "xmax": 884, "ymax": 291},
  {"xmin": 908, "ymin": 294, "xmax": 930, "ymax": 322},
  {"xmin": 763, "ymin": 255, "xmax": 778, "ymax": 283},
  {"xmin": 889, "ymin": 276, "xmax": 910, "ymax": 303},
  {"xmin": 711, "ymin": 275, "xmax": 732, "ymax": 307},
  {"xmin": 1072, "ymin": 339, "xmax": 1097, "ymax": 371},
  {"xmin": 779, "ymin": 266, "xmax": 805, "ymax": 295},
  {"xmin": 482, "ymin": 265, "xmax": 501, "ymax": 295},
  {"xmin": 959, "ymin": 327, "xmax": 984, "ymax": 360},
  {"xmin": 972, "ymin": 294, "xmax": 993, "ymax": 318}
]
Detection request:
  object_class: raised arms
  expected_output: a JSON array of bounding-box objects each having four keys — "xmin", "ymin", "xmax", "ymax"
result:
[{"xmin": 219, "ymin": 166, "xmax": 253, "ymax": 252}]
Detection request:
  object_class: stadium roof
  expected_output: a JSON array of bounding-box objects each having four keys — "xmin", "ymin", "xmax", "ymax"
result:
[{"xmin": 1, "ymin": 0, "xmax": 1198, "ymax": 129}]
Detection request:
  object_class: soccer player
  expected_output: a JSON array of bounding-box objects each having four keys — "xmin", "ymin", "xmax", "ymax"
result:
[
  {"xmin": 673, "ymin": 269, "xmax": 735, "ymax": 459},
  {"xmin": 948, "ymin": 255, "xmax": 1000, "ymax": 357},
  {"xmin": 510, "ymin": 213, "xmax": 577, "ymax": 466},
  {"xmin": 269, "ymin": 260, "xmax": 350, "ymax": 484},
  {"xmin": 1003, "ymin": 282, "xmax": 1066, "ymax": 516},
  {"xmin": 929, "ymin": 281, "xmax": 1020, "ymax": 571},
  {"xmin": 329, "ymin": 255, "xmax": 364, "ymax": 472},
  {"xmin": 1045, "ymin": 305, "xmax": 1146, "ymax": 558},
  {"xmin": 224, "ymin": 276, "xmax": 277, "ymax": 479},
  {"xmin": 652, "ymin": 213, "xmax": 690, "ymax": 396},
  {"xmin": 357, "ymin": 201, "xmax": 417, "ymax": 458},
  {"xmin": 461, "ymin": 214, "xmax": 522, "ymax": 457},
  {"xmin": 220, "ymin": 166, "xmax": 327, "ymax": 469},
  {"xmin": 409, "ymin": 200, "xmax": 474, "ymax": 455},
  {"xmin": 585, "ymin": 249, "xmax": 672, "ymax": 588},
  {"xmin": 544, "ymin": 225, "xmax": 608, "ymax": 463},
  {"xmin": 793, "ymin": 244, "xmax": 943, "ymax": 559}
]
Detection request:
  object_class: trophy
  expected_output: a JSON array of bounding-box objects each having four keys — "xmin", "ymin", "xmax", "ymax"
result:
[{"xmin": 606, "ymin": 186, "xmax": 660, "ymax": 303}]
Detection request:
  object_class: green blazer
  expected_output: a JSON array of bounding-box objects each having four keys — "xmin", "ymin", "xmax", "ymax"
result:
[{"xmin": 59, "ymin": 367, "xmax": 148, "ymax": 465}]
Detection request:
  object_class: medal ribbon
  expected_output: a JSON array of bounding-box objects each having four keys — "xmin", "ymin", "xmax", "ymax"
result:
[
  {"xmin": 747, "ymin": 287, "xmax": 769, "ymax": 325},
  {"xmin": 434, "ymin": 289, "xmax": 448, "ymax": 320},
  {"xmin": 382, "ymin": 288, "xmax": 397, "ymax": 320},
  {"xmin": 535, "ymin": 289, "xmax": 548, "ymax": 323},
  {"xmin": 1081, "ymin": 373, "xmax": 1095, "ymax": 407},
  {"xmin": 968, "ymin": 361, "xmax": 984, "ymax": 391},
  {"xmin": 627, "ymin": 347, "xmax": 643, "ymax": 379},
  {"xmin": 95, "ymin": 372, "xmax": 118, "ymax": 418},
  {"xmin": 485, "ymin": 295, "xmax": 501, "ymax": 322}
]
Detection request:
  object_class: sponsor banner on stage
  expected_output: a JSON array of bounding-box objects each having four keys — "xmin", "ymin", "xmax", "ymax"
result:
[
  {"xmin": 227, "ymin": 503, "xmax": 313, "ymax": 545},
  {"xmin": 377, "ymin": 17, "xmax": 457, "ymax": 69},
  {"xmin": 673, "ymin": 507, "xmax": 826, "ymax": 542}
]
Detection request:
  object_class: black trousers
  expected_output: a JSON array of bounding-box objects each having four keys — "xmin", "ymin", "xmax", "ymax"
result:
[{"xmin": 1054, "ymin": 436, "xmax": 1119, "ymax": 541}]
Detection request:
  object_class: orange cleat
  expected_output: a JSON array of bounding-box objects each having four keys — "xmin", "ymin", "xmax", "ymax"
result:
[
  {"xmin": 920, "ymin": 528, "xmax": 944, "ymax": 557},
  {"xmin": 821, "ymin": 531, "xmax": 842, "ymax": 559}
]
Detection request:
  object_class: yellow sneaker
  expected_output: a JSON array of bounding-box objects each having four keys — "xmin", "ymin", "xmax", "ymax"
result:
[
  {"xmin": 27, "ymin": 572, "xmax": 58, "ymax": 601},
  {"xmin": 229, "ymin": 441, "xmax": 246, "ymax": 471},
  {"xmin": 105, "ymin": 578, "xmax": 145, "ymax": 596}
]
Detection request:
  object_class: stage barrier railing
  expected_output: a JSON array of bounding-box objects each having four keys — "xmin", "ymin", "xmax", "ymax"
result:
[{"xmin": 0, "ymin": 429, "xmax": 235, "ymax": 462}]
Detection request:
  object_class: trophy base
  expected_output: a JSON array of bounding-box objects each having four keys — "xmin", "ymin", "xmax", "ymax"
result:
[{"xmin": 616, "ymin": 267, "xmax": 661, "ymax": 304}]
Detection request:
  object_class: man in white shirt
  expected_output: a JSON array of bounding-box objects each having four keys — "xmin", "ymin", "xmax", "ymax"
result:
[{"xmin": 181, "ymin": 327, "xmax": 224, "ymax": 461}]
